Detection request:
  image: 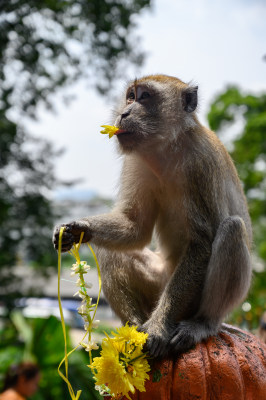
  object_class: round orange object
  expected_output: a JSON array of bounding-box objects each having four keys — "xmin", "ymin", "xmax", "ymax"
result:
[{"xmin": 119, "ymin": 325, "xmax": 266, "ymax": 400}]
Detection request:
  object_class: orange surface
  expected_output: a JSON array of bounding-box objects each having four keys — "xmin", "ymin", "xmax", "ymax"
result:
[{"xmin": 115, "ymin": 326, "xmax": 266, "ymax": 400}]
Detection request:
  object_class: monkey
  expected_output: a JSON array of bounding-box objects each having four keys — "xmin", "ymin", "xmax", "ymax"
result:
[{"xmin": 53, "ymin": 74, "xmax": 252, "ymax": 358}]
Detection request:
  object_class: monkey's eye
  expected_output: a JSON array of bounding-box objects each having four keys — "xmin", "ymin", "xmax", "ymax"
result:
[
  {"xmin": 140, "ymin": 91, "xmax": 150, "ymax": 100},
  {"xmin": 127, "ymin": 91, "xmax": 135, "ymax": 101}
]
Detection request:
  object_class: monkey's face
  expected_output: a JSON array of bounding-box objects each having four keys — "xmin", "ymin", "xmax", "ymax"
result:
[
  {"xmin": 114, "ymin": 75, "xmax": 198, "ymax": 154},
  {"xmin": 114, "ymin": 81, "xmax": 165, "ymax": 153}
]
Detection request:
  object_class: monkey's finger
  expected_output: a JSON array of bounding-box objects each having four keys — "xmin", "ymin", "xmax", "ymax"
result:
[
  {"xmin": 53, "ymin": 234, "xmax": 75, "ymax": 252},
  {"xmin": 170, "ymin": 330, "xmax": 195, "ymax": 355},
  {"xmin": 54, "ymin": 240, "xmax": 74, "ymax": 253},
  {"xmin": 61, "ymin": 244, "xmax": 74, "ymax": 252},
  {"xmin": 146, "ymin": 335, "xmax": 168, "ymax": 359},
  {"xmin": 53, "ymin": 227, "xmax": 65, "ymax": 243},
  {"xmin": 65, "ymin": 221, "xmax": 84, "ymax": 234},
  {"xmin": 53, "ymin": 232, "xmax": 74, "ymax": 246},
  {"xmin": 58, "ymin": 245, "xmax": 72, "ymax": 253},
  {"xmin": 67, "ymin": 221, "xmax": 92, "ymax": 240},
  {"xmin": 54, "ymin": 230, "xmax": 73, "ymax": 240},
  {"xmin": 153, "ymin": 341, "xmax": 165, "ymax": 359},
  {"xmin": 53, "ymin": 224, "xmax": 67, "ymax": 234}
]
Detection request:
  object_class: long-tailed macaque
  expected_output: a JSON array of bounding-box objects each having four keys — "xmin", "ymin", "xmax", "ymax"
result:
[{"xmin": 53, "ymin": 75, "xmax": 252, "ymax": 358}]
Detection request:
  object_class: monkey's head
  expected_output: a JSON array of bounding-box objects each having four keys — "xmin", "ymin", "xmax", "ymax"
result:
[{"xmin": 114, "ymin": 74, "xmax": 198, "ymax": 153}]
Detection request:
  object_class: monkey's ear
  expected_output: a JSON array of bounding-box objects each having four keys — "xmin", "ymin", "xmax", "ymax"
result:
[{"xmin": 182, "ymin": 86, "xmax": 198, "ymax": 113}]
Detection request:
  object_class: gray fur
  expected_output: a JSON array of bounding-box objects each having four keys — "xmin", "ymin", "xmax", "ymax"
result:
[{"xmin": 53, "ymin": 74, "xmax": 252, "ymax": 358}]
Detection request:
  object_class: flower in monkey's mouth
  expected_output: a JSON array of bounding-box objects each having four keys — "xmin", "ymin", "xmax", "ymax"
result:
[
  {"xmin": 100, "ymin": 125, "xmax": 127, "ymax": 138},
  {"xmin": 100, "ymin": 125, "xmax": 119, "ymax": 138},
  {"xmin": 90, "ymin": 324, "xmax": 150, "ymax": 399}
]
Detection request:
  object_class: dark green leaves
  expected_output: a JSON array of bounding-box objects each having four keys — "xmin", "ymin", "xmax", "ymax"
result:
[
  {"xmin": 0, "ymin": 0, "xmax": 151, "ymax": 113},
  {"xmin": 208, "ymin": 86, "xmax": 266, "ymax": 328}
]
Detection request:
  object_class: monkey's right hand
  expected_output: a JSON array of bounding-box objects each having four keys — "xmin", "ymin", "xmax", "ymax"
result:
[{"xmin": 53, "ymin": 220, "xmax": 92, "ymax": 252}]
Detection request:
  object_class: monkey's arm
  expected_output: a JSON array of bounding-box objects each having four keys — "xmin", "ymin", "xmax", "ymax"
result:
[
  {"xmin": 53, "ymin": 163, "xmax": 158, "ymax": 252},
  {"xmin": 53, "ymin": 199, "xmax": 157, "ymax": 252},
  {"xmin": 84, "ymin": 199, "xmax": 157, "ymax": 250}
]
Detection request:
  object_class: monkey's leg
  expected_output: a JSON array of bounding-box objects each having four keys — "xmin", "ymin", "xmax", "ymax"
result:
[
  {"xmin": 95, "ymin": 247, "xmax": 167, "ymax": 326},
  {"xmin": 170, "ymin": 215, "xmax": 252, "ymax": 355}
]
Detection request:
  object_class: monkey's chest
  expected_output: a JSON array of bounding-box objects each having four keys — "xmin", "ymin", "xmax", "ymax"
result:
[{"xmin": 155, "ymin": 208, "xmax": 189, "ymax": 263}]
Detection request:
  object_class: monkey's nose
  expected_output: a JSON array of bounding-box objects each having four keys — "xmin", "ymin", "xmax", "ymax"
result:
[{"xmin": 121, "ymin": 110, "xmax": 130, "ymax": 120}]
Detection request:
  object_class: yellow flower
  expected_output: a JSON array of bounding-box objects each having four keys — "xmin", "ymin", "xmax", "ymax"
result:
[
  {"xmin": 91, "ymin": 340, "xmax": 134, "ymax": 398},
  {"xmin": 90, "ymin": 325, "xmax": 150, "ymax": 399},
  {"xmin": 100, "ymin": 125, "xmax": 119, "ymax": 138},
  {"xmin": 112, "ymin": 323, "xmax": 148, "ymax": 349}
]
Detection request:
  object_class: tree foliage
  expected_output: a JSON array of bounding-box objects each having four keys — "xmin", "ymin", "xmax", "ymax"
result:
[
  {"xmin": 0, "ymin": 0, "xmax": 151, "ymax": 115},
  {"xmin": 0, "ymin": 0, "xmax": 151, "ymax": 301},
  {"xmin": 208, "ymin": 86, "xmax": 266, "ymax": 328},
  {"xmin": 208, "ymin": 86, "xmax": 266, "ymax": 261}
]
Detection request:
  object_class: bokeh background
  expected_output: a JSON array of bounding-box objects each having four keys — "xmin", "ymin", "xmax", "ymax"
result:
[{"xmin": 0, "ymin": 0, "xmax": 265, "ymax": 399}]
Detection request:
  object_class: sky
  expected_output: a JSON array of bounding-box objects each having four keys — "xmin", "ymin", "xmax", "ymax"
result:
[{"xmin": 26, "ymin": 0, "xmax": 266, "ymax": 198}]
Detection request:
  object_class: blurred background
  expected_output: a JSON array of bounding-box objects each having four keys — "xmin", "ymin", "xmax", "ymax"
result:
[{"xmin": 0, "ymin": 0, "xmax": 265, "ymax": 399}]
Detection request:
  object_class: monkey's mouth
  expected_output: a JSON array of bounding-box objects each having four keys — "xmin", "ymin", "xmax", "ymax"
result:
[{"xmin": 114, "ymin": 129, "xmax": 132, "ymax": 137}]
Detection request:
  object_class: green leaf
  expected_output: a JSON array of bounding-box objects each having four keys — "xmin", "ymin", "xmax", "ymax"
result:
[{"xmin": 152, "ymin": 369, "xmax": 163, "ymax": 382}]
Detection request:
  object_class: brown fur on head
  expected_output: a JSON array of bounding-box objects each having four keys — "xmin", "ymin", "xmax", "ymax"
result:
[
  {"xmin": 136, "ymin": 74, "xmax": 185, "ymax": 86},
  {"xmin": 113, "ymin": 74, "xmax": 198, "ymax": 153}
]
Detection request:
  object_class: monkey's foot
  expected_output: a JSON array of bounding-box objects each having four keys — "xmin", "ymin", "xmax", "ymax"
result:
[
  {"xmin": 138, "ymin": 323, "xmax": 172, "ymax": 359},
  {"xmin": 141, "ymin": 334, "xmax": 169, "ymax": 358},
  {"xmin": 170, "ymin": 319, "xmax": 218, "ymax": 354},
  {"xmin": 144, "ymin": 333, "xmax": 170, "ymax": 359}
]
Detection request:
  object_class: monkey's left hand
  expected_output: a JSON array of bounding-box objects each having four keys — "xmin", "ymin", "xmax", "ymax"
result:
[{"xmin": 53, "ymin": 220, "xmax": 92, "ymax": 252}]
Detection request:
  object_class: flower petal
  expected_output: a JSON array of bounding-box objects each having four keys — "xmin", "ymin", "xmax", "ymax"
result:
[{"xmin": 100, "ymin": 125, "xmax": 119, "ymax": 139}]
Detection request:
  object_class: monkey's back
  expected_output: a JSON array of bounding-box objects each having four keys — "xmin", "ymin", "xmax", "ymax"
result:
[
  {"xmin": 152, "ymin": 125, "xmax": 252, "ymax": 260},
  {"xmin": 183, "ymin": 127, "xmax": 252, "ymax": 245}
]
